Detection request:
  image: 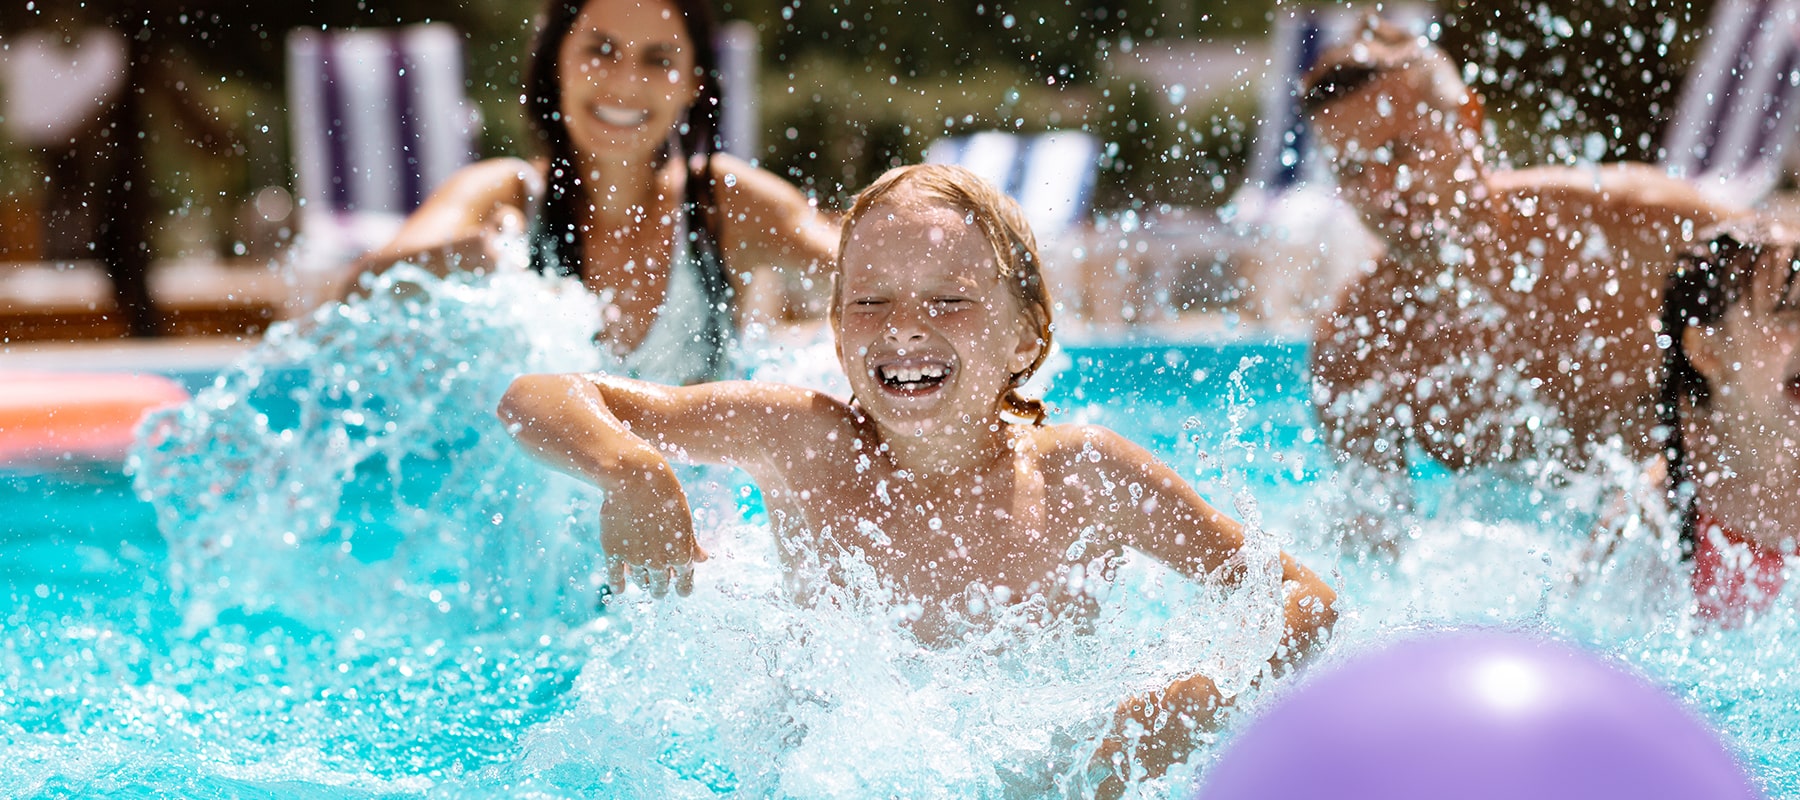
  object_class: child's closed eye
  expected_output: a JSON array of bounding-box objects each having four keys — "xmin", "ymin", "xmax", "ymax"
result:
[{"xmin": 928, "ymin": 297, "xmax": 973, "ymax": 315}]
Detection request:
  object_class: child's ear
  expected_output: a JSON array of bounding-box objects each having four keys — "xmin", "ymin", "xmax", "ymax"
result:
[
  {"xmin": 1683, "ymin": 324, "xmax": 1726, "ymax": 382},
  {"xmin": 1010, "ymin": 314, "xmax": 1045, "ymax": 376}
]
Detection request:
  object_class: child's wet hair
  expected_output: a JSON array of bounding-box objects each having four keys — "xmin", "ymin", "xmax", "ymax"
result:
[
  {"xmin": 1300, "ymin": 18, "xmax": 1468, "ymax": 116},
  {"xmin": 832, "ymin": 163, "xmax": 1054, "ymax": 425},
  {"xmin": 1658, "ymin": 217, "xmax": 1800, "ymax": 554}
]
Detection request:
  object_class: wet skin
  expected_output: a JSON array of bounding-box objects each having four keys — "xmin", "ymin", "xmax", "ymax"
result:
[
  {"xmin": 1309, "ymin": 69, "xmax": 1732, "ymax": 472},
  {"xmin": 1682, "ymin": 260, "xmax": 1800, "ymax": 549},
  {"xmin": 498, "ymin": 185, "xmax": 1337, "ymax": 790}
]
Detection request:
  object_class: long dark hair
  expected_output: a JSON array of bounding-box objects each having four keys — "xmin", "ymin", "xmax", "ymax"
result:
[
  {"xmin": 522, "ymin": 0, "xmax": 733, "ymax": 378},
  {"xmin": 1658, "ymin": 220, "xmax": 1800, "ymax": 554}
]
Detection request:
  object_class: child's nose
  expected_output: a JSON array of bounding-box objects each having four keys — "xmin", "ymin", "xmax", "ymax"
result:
[{"xmin": 884, "ymin": 304, "xmax": 929, "ymax": 342}]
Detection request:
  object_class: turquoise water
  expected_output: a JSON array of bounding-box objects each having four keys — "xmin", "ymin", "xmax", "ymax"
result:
[{"xmin": 3, "ymin": 271, "xmax": 1793, "ymax": 797}]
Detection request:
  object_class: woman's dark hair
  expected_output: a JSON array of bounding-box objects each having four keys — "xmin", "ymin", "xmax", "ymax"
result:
[
  {"xmin": 522, "ymin": 0, "xmax": 733, "ymax": 379},
  {"xmin": 1658, "ymin": 219, "xmax": 1800, "ymax": 554}
]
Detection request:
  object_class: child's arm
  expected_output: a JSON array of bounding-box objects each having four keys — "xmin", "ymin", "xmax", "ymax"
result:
[
  {"xmin": 1060, "ymin": 426, "xmax": 1338, "ymax": 667},
  {"xmin": 497, "ymin": 373, "xmax": 839, "ymax": 596},
  {"xmin": 1056, "ymin": 426, "xmax": 1337, "ymax": 793}
]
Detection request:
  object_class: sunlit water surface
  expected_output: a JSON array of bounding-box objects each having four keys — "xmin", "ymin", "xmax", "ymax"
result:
[{"xmin": 4, "ymin": 269, "xmax": 1796, "ymax": 798}]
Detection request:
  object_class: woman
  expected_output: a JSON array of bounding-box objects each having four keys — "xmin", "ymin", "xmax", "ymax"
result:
[{"xmin": 352, "ymin": 0, "xmax": 837, "ymax": 384}]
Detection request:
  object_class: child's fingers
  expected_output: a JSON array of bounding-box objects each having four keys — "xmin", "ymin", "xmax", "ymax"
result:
[
  {"xmin": 646, "ymin": 566, "xmax": 673, "ymax": 598},
  {"xmin": 629, "ymin": 563, "xmax": 654, "ymax": 592},
  {"xmin": 606, "ymin": 558, "xmax": 628, "ymax": 594},
  {"xmin": 674, "ymin": 563, "xmax": 696, "ymax": 596}
]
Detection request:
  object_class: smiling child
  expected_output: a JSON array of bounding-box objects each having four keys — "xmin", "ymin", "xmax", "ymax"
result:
[{"xmin": 496, "ymin": 163, "xmax": 1337, "ymax": 787}]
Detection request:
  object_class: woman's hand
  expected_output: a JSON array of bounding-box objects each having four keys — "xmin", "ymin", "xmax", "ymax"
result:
[{"xmin": 353, "ymin": 202, "xmax": 529, "ymax": 286}]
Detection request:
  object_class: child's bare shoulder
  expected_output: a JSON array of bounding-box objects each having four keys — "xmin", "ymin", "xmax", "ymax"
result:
[{"xmin": 1026, "ymin": 422, "xmax": 1162, "ymax": 474}]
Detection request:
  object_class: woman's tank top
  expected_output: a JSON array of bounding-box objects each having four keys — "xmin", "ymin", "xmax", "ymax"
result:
[{"xmin": 522, "ymin": 166, "xmax": 727, "ymax": 385}]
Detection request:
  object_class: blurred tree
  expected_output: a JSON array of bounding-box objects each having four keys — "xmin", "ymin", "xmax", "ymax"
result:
[
  {"xmin": 732, "ymin": 0, "xmax": 1274, "ymax": 204},
  {"xmin": 1439, "ymin": 0, "xmax": 1717, "ymax": 165},
  {"xmin": 0, "ymin": 1, "xmax": 533, "ymax": 336}
]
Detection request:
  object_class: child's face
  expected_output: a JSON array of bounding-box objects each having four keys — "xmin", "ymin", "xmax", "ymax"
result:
[
  {"xmin": 1693, "ymin": 260, "xmax": 1800, "ymax": 491},
  {"xmin": 834, "ymin": 196, "xmax": 1041, "ymax": 435}
]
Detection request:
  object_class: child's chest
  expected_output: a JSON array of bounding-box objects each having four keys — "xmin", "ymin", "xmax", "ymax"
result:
[{"xmin": 783, "ymin": 458, "xmax": 1115, "ymax": 602}]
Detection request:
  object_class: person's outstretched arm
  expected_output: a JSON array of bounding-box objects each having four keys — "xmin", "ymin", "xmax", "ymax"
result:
[
  {"xmin": 337, "ymin": 158, "xmax": 540, "ymax": 301},
  {"xmin": 1058, "ymin": 426, "xmax": 1336, "ymax": 795},
  {"xmin": 498, "ymin": 372, "xmax": 703, "ymax": 596},
  {"xmin": 498, "ymin": 373, "xmax": 846, "ymax": 596}
]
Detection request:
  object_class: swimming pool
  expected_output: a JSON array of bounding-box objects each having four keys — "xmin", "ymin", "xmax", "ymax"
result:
[{"xmin": 4, "ymin": 272, "xmax": 1793, "ymax": 797}]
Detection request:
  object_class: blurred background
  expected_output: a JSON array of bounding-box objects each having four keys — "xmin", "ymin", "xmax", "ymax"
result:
[{"xmin": 0, "ymin": 0, "xmax": 1722, "ymax": 340}]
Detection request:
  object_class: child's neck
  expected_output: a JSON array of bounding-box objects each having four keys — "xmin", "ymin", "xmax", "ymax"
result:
[{"xmin": 873, "ymin": 416, "xmax": 1017, "ymax": 477}]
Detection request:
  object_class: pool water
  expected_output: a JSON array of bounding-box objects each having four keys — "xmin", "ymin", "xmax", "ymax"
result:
[{"xmin": 4, "ymin": 271, "xmax": 1795, "ymax": 798}]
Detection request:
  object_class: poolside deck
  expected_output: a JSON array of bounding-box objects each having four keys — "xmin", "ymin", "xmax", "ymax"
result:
[{"xmin": 1, "ymin": 258, "xmax": 287, "ymax": 343}]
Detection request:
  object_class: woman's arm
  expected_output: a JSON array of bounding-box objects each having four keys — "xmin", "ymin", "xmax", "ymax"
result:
[
  {"xmin": 708, "ymin": 153, "xmax": 839, "ymax": 320},
  {"xmin": 337, "ymin": 158, "xmax": 541, "ymax": 300}
]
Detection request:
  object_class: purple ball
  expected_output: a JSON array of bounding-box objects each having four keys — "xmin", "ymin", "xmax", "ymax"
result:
[{"xmin": 1198, "ymin": 629, "xmax": 1762, "ymax": 800}]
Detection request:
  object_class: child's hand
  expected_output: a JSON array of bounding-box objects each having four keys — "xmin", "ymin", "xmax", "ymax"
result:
[
  {"xmin": 1088, "ymin": 672, "xmax": 1224, "ymax": 798},
  {"xmin": 600, "ymin": 489, "xmax": 709, "ymax": 599}
]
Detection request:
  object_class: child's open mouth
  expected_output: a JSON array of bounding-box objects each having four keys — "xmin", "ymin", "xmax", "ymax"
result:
[
  {"xmin": 1787, "ymin": 373, "xmax": 1800, "ymax": 406},
  {"xmin": 876, "ymin": 361, "xmax": 951, "ymax": 396}
]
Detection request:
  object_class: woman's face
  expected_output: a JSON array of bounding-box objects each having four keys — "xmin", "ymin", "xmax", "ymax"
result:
[{"xmin": 557, "ymin": 0, "xmax": 700, "ymax": 165}]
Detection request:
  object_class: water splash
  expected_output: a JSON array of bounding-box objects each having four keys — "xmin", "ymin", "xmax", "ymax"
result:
[
  {"xmin": 130, "ymin": 265, "xmax": 612, "ymax": 636},
  {"xmin": 498, "ymin": 521, "xmax": 1286, "ymax": 799},
  {"xmin": 107, "ymin": 272, "xmax": 1299, "ymax": 798}
]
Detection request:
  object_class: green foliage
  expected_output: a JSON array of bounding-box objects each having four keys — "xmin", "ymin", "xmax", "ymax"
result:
[
  {"xmin": 1438, "ymin": 0, "xmax": 1717, "ymax": 165},
  {"xmin": 744, "ymin": 0, "xmax": 1267, "ymax": 207},
  {"xmin": 1089, "ymin": 77, "xmax": 1254, "ymax": 211},
  {"xmin": 724, "ymin": 0, "xmax": 1222, "ymax": 86}
]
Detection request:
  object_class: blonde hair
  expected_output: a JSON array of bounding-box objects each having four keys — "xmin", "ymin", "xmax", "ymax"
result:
[{"xmin": 831, "ymin": 163, "xmax": 1054, "ymax": 424}]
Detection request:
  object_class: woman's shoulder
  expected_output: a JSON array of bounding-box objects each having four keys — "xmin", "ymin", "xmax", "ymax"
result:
[
  {"xmin": 439, "ymin": 157, "xmax": 546, "ymax": 207},
  {"xmin": 702, "ymin": 153, "xmax": 813, "ymax": 203}
]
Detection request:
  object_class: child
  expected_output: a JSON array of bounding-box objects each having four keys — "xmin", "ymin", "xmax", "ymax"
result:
[
  {"xmin": 497, "ymin": 164, "xmax": 1337, "ymax": 787},
  {"xmin": 1658, "ymin": 218, "xmax": 1800, "ymax": 625}
]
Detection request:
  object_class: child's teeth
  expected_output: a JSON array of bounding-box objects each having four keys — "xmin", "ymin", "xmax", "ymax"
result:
[{"xmin": 881, "ymin": 363, "xmax": 946, "ymax": 383}]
